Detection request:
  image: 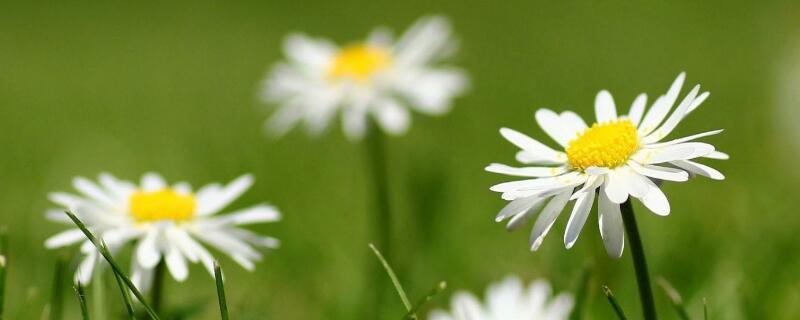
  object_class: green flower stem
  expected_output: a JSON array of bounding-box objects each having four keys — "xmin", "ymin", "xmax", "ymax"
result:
[
  {"xmin": 620, "ymin": 200, "xmax": 656, "ymax": 320},
  {"xmin": 150, "ymin": 260, "xmax": 166, "ymax": 316},
  {"xmin": 214, "ymin": 262, "xmax": 229, "ymax": 320},
  {"xmin": 364, "ymin": 122, "xmax": 394, "ymax": 316}
]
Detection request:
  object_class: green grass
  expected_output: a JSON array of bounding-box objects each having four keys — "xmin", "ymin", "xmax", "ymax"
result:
[{"xmin": 0, "ymin": 0, "xmax": 797, "ymax": 318}]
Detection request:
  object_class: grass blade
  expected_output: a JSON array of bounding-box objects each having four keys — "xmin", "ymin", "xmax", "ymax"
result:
[
  {"xmin": 63, "ymin": 211, "xmax": 160, "ymax": 320},
  {"xmin": 74, "ymin": 283, "xmax": 90, "ymax": 320},
  {"xmin": 107, "ymin": 245, "xmax": 135, "ymax": 320},
  {"xmin": 703, "ymin": 298, "xmax": 708, "ymax": 320},
  {"xmin": 569, "ymin": 262, "xmax": 593, "ymax": 320},
  {"xmin": 656, "ymin": 277, "xmax": 690, "ymax": 320},
  {"xmin": 602, "ymin": 285, "xmax": 627, "ymax": 320},
  {"xmin": 48, "ymin": 254, "xmax": 68, "ymax": 320},
  {"xmin": 214, "ymin": 262, "xmax": 229, "ymax": 320},
  {"xmin": 401, "ymin": 281, "xmax": 447, "ymax": 320},
  {"xmin": 369, "ymin": 244, "xmax": 413, "ymax": 315}
]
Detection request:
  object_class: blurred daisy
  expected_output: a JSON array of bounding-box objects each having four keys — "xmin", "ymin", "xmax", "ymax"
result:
[
  {"xmin": 44, "ymin": 173, "xmax": 280, "ymax": 291},
  {"xmin": 487, "ymin": 73, "xmax": 726, "ymax": 257},
  {"xmin": 429, "ymin": 275, "xmax": 573, "ymax": 320},
  {"xmin": 261, "ymin": 15, "xmax": 468, "ymax": 140}
]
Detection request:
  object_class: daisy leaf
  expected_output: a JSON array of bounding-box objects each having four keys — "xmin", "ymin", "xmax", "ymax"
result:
[{"xmin": 214, "ymin": 261, "xmax": 229, "ymax": 320}]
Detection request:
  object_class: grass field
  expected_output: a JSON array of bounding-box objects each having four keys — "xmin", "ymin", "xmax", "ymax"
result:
[{"xmin": 1, "ymin": 0, "xmax": 799, "ymax": 318}]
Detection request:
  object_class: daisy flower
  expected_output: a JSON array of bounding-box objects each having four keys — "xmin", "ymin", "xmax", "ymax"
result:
[
  {"xmin": 260, "ymin": 15, "xmax": 468, "ymax": 140},
  {"xmin": 429, "ymin": 275, "xmax": 573, "ymax": 320},
  {"xmin": 487, "ymin": 73, "xmax": 727, "ymax": 257},
  {"xmin": 44, "ymin": 173, "xmax": 280, "ymax": 291}
]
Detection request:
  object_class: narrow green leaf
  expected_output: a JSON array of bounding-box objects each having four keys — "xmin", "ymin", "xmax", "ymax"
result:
[
  {"xmin": 63, "ymin": 211, "xmax": 160, "ymax": 320},
  {"xmin": 369, "ymin": 243, "xmax": 413, "ymax": 317},
  {"xmin": 401, "ymin": 281, "xmax": 447, "ymax": 320},
  {"xmin": 214, "ymin": 262, "xmax": 229, "ymax": 320},
  {"xmin": 104, "ymin": 241, "xmax": 134, "ymax": 320},
  {"xmin": 48, "ymin": 254, "xmax": 69, "ymax": 320},
  {"xmin": 74, "ymin": 283, "xmax": 90, "ymax": 320},
  {"xmin": 703, "ymin": 298, "xmax": 708, "ymax": 320},
  {"xmin": 602, "ymin": 285, "xmax": 627, "ymax": 320},
  {"xmin": 656, "ymin": 277, "xmax": 690, "ymax": 320}
]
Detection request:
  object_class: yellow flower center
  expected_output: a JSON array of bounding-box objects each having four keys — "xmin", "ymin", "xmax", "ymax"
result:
[
  {"xmin": 129, "ymin": 189, "xmax": 196, "ymax": 223},
  {"xmin": 327, "ymin": 44, "xmax": 391, "ymax": 82},
  {"xmin": 566, "ymin": 119, "xmax": 640, "ymax": 170}
]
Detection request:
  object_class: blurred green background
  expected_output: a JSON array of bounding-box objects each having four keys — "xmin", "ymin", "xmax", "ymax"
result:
[{"xmin": 1, "ymin": 0, "xmax": 800, "ymax": 319}]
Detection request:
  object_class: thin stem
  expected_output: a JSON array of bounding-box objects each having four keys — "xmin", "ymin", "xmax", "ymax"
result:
[
  {"xmin": 602, "ymin": 285, "xmax": 628, "ymax": 320},
  {"xmin": 74, "ymin": 283, "xmax": 90, "ymax": 320},
  {"xmin": 91, "ymin": 272, "xmax": 105, "ymax": 320},
  {"xmin": 213, "ymin": 262, "xmax": 229, "ymax": 320},
  {"xmin": 110, "ymin": 263, "xmax": 135, "ymax": 319},
  {"xmin": 369, "ymin": 244, "xmax": 412, "ymax": 313},
  {"xmin": 401, "ymin": 281, "xmax": 447, "ymax": 320},
  {"xmin": 64, "ymin": 211, "xmax": 160, "ymax": 320},
  {"xmin": 703, "ymin": 298, "xmax": 708, "ymax": 320},
  {"xmin": 150, "ymin": 260, "xmax": 166, "ymax": 316},
  {"xmin": 364, "ymin": 123, "xmax": 394, "ymax": 317},
  {"xmin": 656, "ymin": 277, "xmax": 689, "ymax": 320},
  {"xmin": 49, "ymin": 254, "xmax": 68, "ymax": 320},
  {"xmin": 620, "ymin": 200, "xmax": 656, "ymax": 320}
]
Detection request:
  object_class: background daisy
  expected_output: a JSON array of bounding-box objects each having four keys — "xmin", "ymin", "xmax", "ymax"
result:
[
  {"xmin": 261, "ymin": 15, "xmax": 468, "ymax": 140},
  {"xmin": 45, "ymin": 173, "xmax": 280, "ymax": 291},
  {"xmin": 429, "ymin": 275, "xmax": 573, "ymax": 320}
]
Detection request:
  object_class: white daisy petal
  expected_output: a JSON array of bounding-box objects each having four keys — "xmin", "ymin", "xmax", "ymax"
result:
[
  {"xmin": 490, "ymin": 172, "xmax": 584, "ymax": 193},
  {"xmin": 594, "ymin": 90, "xmax": 617, "ymax": 123},
  {"xmin": 598, "ymin": 189, "xmax": 624, "ymax": 258},
  {"xmin": 640, "ymin": 178, "xmax": 671, "ymax": 216},
  {"xmin": 45, "ymin": 229, "xmax": 86, "ymax": 249},
  {"xmin": 496, "ymin": 195, "xmax": 543, "ymax": 222},
  {"xmin": 165, "ymin": 244, "xmax": 189, "ymax": 282},
  {"xmin": 643, "ymin": 84, "xmax": 701, "ymax": 144},
  {"xmin": 196, "ymin": 174, "xmax": 254, "ymax": 216},
  {"xmin": 73, "ymin": 177, "xmax": 115, "ymax": 207},
  {"xmin": 627, "ymin": 93, "xmax": 647, "ymax": 125},
  {"xmin": 529, "ymin": 191, "xmax": 572, "ymax": 251},
  {"xmin": 632, "ymin": 142, "xmax": 715, "ymax": 164},
  {"xmin": 564, "ymin": 189, "xmax": 595, "ymax": 249},
  {"xmin": 603, "ymin": 170, "xmax": 629, "ymax": 204},
  {"xmin": 209, "ymin": 205, "xmax": 281, "ymax": 226},
  {"xmin": 628, "ymin": 162, "xmax": 689, "ymax": 182},
  {"xmin": 141, "ymin": 172, "xmax": 167, "ymax": 192},
  {"xmin": 485, "ymin": 163, "xmax": 567, "ymax": 178},
  {"xmin": 645, "ymin": 129, "xmax": 723, "ymax": 148},
  {"xmin": 704, "ymin": 151, "xmax": 729, "ymax": 160},
  {"xmin": 505, "ymin": 199, "xmax": 546, "ymax": 231},
  {"xmin": 374, "ymin": 98, "xmax": 411, "ymax": 135},
  {"xmin": 687, "ymin": 91, "xmax": 710, "ymax": 114},
  {"xmin": 499, "ymin": 128, "xmax": 565, "ymax": 164},
  {"xmin": 75, "ymin": 250, "xmax": 98, "ymax": 284},
  {"xmin": 638, "ymin": 72, "xmax": 686, "ymax": 135},
  {"xmin": 671, "ymin": 160, "xmax": 725, "ymax": 180},
  {"xmin": 570, "ymin": 175, "xmax": 604, "ymax": 200},
  {"xmin": 136, "ymin": 228, "xmax": 162, "ymax": 268},
  {"xmin": 559, "ymin": 111, "xmax": 588, "ymax": 136},
  {"xmin": 536, "ymin": 109, "xmax": 576, "ymax": 147}
]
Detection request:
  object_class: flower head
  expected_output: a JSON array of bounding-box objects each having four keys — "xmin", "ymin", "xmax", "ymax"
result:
[
  {"xmin": 45, "ymin": 173, "xmax": 280, "ymax": 291},
  {"xmin": 429, "ymin": 276, "xmax": 573, "ymax": 320},
  {"xmin": 487, "ymin": 73, "xmax": 727, "ymax": 257},
  {"xmin": 261, "ymin": 15, "xmax": 468, "ymax": 140}
]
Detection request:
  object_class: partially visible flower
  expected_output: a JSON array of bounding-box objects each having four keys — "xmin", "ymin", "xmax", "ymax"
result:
[
  {"xmin": 261, "ymin": 15, "xmax": 468, "ymax": 140},
  {"xmin": 487, "ymin": 73, "xmax": 726, "ymax": 257},
  {"xmin": 429, "ymin": 276, "xmax": 573, "ymax": 320},
  {"xmin": 44, "ymin": 173, "xmax": 280, "ymax": 291}
]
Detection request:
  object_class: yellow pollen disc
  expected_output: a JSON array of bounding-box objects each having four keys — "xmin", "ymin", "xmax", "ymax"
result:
[
  {"xmin": 129, "ymin": 189, "xmax": 196, "ymax": 223},
  {"xmin": 566, "ymin": 119, "xmax": 640, "ymax": 170},
  {"xmin": 327, "ymin": 44, "xmax": 391, "ymax": 82}
]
